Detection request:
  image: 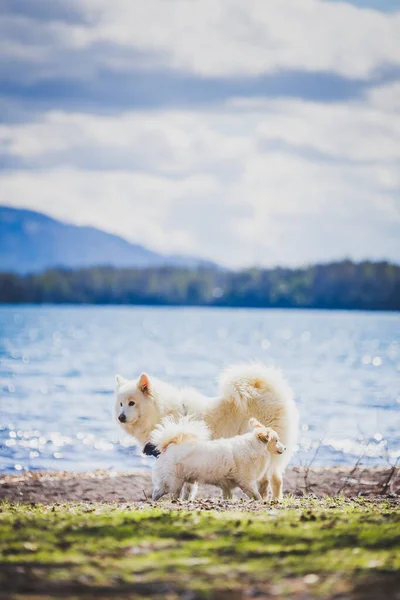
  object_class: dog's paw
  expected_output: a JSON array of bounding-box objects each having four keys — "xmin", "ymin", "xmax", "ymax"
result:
[{"xmin": 143, "ymin": 442, "xmax": 160, "ymax": 458}]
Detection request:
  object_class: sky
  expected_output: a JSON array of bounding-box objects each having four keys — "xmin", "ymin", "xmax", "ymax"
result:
[{"xmin": 0, "ymin": 0, "xmax": 399, "ymax": 268}]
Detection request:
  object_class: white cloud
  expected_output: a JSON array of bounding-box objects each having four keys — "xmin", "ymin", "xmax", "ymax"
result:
[
  {"xmin": 1, "ymin": 0, "xmax": 400, "ymax": 82},
  {"xmin": 78, "ymin": 0, "xmax": 400, "ymax": 78},
  {"xmin": 1, "ymin": 82, "xmax": 399, "ymax": 267},
  {"xmin": 2, "ymin": 81, "xmax": 400, "ymax": 166},
  {"xmin": 1, "ymin": 0, "xmax": 399, "ymax": 267}
]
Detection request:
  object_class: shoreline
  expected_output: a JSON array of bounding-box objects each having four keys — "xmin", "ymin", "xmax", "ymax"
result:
[
  {"xmin": 1, "ymin": 466, "xmax": 398, "ymax": 504},
  {"xmin": 1, "ymin": 303, "xmax": 399, "ymax": 313}
]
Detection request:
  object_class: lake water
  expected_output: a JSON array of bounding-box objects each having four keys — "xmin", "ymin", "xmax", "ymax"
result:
[{"xmin": 0, "ymin": 305, "xmax": 399, "ymax": 474}]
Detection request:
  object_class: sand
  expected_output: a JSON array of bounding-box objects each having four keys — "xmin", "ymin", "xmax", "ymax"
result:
[{"xmin": 1, "ymin": 466, "xmax": 398, "ymax": 504}]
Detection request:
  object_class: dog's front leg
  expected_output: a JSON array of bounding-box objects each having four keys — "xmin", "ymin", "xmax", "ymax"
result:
[
  {"xmin": 270, "ymin": 472, "xmax": 283, "ymax": 500},
  {"xmin": 170, "ymin": 483, "xmax": 184, "ymax": 501},
  {"xmin": 171, "ymin": 463, "xmax": 185, "ymax": 501},
  {"xmin": 152, "ymin": 486, "xmax": 166, "ymax": 501},
  {"xmin": 180, "ymin": 482, "xmax": 198, "ymax": 501}
]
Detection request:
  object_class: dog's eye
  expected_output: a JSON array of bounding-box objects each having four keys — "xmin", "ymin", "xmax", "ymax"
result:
[
  {"xmin": 128, "ymin": 401, "xmax": 135, "ymax": 407},
  {"xmin": 120, "ymin": 402, "xmax": 122, "ymax": 407}
]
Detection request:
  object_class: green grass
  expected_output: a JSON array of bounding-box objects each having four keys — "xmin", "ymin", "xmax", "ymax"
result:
[{"xmin": 0, "ymin": 497, "xmax": 399, "ymax": 599}]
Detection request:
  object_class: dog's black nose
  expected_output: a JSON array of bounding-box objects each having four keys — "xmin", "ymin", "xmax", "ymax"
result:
[
  {"xmin": 143, "ymin": 442, "xmax": 160, "ymax": 458},
  {"xmin": 118, "ymin": 414, "xmax": 126, "ymax": 423}
]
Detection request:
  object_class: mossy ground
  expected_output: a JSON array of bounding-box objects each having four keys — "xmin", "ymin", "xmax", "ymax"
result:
[{"xmin": 0, "ymin": 496, "xmax": 399, "ymax": 599}]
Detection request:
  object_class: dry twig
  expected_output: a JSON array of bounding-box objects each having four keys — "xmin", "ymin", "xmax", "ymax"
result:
[
  {"xmin": 337, "ymin": 442, "xmax": 370, "ymax": 495},
  {"xmin": 303, "ymin": 435, "xmax": 325, "ymax": 494},
  {"xmin": 379, "ymin": 458, "xmax": 399, "ymax": 495}
]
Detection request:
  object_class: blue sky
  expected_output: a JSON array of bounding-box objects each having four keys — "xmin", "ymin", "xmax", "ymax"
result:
[{"xmin": 0, "ymin": 0, "xmax": 399, "ymax": 267}]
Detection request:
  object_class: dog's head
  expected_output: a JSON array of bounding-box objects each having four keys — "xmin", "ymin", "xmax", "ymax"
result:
[
  {"xmin": 248, "ymin": 418, "xmax": 286, "ymax": 455},
  {"xmin": 115, "ymin": 372, "xmax": 157, "ymax": 433}
]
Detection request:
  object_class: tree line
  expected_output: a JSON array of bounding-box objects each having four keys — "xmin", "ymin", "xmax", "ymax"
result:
[{"xmin": 0, "ymin": 261, "xmax": 399, "ymax": 310}]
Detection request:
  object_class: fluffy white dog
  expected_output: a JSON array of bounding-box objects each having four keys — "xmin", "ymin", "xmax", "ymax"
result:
[
  {"xmin": 115, "ymin": 363, "xmax": 298, "ymax": 500},
  {"xmin": 151, "ymin": 416, "xmax": 286, "ymax": 501}
]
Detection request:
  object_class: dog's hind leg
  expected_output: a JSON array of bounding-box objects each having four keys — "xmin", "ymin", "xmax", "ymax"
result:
[
  {"xmin": 221, "ymin": 485, "xmax": 233, "ymax": 500},
  {"xmin": 239, "ymin": 482, "xmax": 262, "ymax": 501},
  {"xmin": 258, "ymin": 475, "xmax": 269, "ymax": 500}
]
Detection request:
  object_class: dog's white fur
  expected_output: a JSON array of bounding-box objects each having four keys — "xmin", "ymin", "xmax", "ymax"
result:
[
  {"xmin": 115, "ymin": 363, "xmax": 298, "ymax": 500},
  {"xmin": 151, "ymin": 416, "xmax": 287, "ymax": 501}
]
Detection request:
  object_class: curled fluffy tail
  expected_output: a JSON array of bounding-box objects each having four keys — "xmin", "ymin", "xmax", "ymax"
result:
[
  {"xmin": 150, "ymin": 415, "xmax": 211, "ymax": 453},
  {"xmin": 218, "ymin": 363, "xmax": 294, "ymax": 408}
]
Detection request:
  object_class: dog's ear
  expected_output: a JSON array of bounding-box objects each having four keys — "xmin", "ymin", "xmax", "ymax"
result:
[
  {"xmin": 257, "ymin": 428, "xmax": 271, "ymax": 444},
  {"xmin": 115, "ymin": 374, "xmax": 128, "ymax": 389},
  {"xmin": 138, "ymin": 372, "xmax": 151, "ymax": 395}
]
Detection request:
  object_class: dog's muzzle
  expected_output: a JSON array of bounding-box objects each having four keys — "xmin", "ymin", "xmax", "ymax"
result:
[
  {"xmin": 143, "ymin": 442, "xmax": 160, "ymax": 458},
  {"xmin": 118, "ymin": 414, "xmax": 126, "ymax": 423}
]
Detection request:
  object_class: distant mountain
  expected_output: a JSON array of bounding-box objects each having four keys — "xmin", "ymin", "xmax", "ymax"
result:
[{"xmin": 0, "ymin": 206, "xmax": 217, "ymax": 273}]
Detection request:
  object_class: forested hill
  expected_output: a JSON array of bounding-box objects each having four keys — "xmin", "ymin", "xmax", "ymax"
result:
[{"xmin": 0, "ymin": 261, "xmax": 399, "ymax": 310}]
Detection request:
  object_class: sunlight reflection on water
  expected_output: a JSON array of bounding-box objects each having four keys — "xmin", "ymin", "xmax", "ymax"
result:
[{"xmin": 0, "ymin": 305, "xmax": 399, "ymax": 473}]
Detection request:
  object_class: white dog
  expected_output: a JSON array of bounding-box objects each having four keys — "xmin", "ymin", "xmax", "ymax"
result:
[
  {"xmin": 151, "ymin": 416, "xmax": 286, "ymax": 501},
  {"xmin": 115, "ymin": 363, "xmax": 298, "ymax": 500}
]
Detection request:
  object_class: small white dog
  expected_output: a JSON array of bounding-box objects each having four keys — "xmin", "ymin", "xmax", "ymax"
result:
[
  {"xmin": 151, "ymin": 416, "xmax": 286, "ymax": 501},
  {"xmin": 115, "ymin": 363, "xmax": 298, "ymax": 500}
]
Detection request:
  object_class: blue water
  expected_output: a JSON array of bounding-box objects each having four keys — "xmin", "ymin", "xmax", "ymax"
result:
[{"xmin": 0, "ymin": 305, "xmax": 399, "ymax": 474}]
